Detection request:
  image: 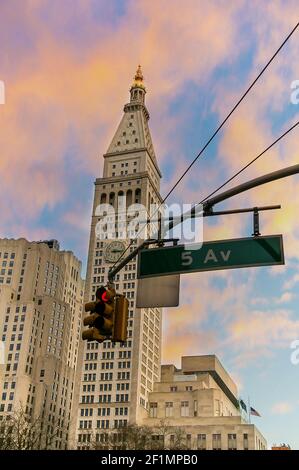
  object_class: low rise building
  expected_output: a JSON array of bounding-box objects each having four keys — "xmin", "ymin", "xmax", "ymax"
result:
[{"xmin": 143, "ymin": 355, "xmax": 267, "ymax": 450}]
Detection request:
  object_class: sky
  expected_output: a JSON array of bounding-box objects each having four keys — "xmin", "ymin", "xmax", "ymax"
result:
[{"xmin": 1, "ymin": 0, "xmax": 299, "ymax": 449}]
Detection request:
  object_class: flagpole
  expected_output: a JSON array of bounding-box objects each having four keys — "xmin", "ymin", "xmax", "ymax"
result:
[{"xmin": 248, "ymin": 396, "xmax": 251, "ymax": 424}]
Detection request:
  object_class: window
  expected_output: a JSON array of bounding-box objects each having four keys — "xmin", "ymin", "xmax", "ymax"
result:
[
  {"xmin": 149, "ymin": 402, "xmax": 158, "ymax": 418},
  {"xmin": 165, "ymin": 402, "xmax": 173, "ymax": 418},
  {"xmin": 170, "ymin": 386, "xmax": 177, "ymax": 392},
  {"xmin": 40, "ymin": 369, "xmax": 45, "ymax": 377},
  {"xmin": 151, "ymin": 435, "xmax": 164, "ymax": 448},
  {"xmin": 180, "ymin": 401, "xmax": 189, "ymax": 417},
  {"xmin": 194, "ymin": 400, "xmax": 198, "ymax": 417},
  {"xmin": 212, "ymin": 434, "xmax": 221, "ymax": 450},
  {"xmin": 197, "ymin": 434, "xmax": 206, "ymax": 450},
  {"xmin": 98, "ymin": 408, "xmax": 110, "ymax": 417},
  {"xmin": 228, "ymin": 433, "xmax": 237, "ymax": 450},
  {"xmin": 243, "ymin": 433, "xmax": 248, "ymax": 450}
]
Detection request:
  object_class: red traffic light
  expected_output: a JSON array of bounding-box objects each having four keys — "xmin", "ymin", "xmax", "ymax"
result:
[
  {"xmin": 95, "ymin": 286, "xmax": 115, "ymax": 303},
  {"xmin": 96, "ymin": 286, "xmax": 107, "ymax": 302}
]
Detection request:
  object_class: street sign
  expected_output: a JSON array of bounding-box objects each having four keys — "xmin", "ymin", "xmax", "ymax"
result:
[
  {"xmin": 137, "ymin": 235, "xmax": 284, "ymax": 279},
  {"xmin": 136, "ymin": 274, "xmax": 180, "ymax": 308}
]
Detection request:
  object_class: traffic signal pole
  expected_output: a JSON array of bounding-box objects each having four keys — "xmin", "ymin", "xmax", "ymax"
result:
[
  {"xmin": 157, "ymin": 164, "xmax": 299, "ymax": 236},
  {"xmin": 203, "ymin": 163, "xmax": 299, "ymax": 212},
  {"xmin": 107, "ymin": 240, "xmax": 155, "ymax": 283},
  {"xmin": 107, "ymin": 238, "xmax": 179, "ymax": 283},
  {"xmin": 107, "ymin": 163, "xmax": 299, "ymax": 283}
]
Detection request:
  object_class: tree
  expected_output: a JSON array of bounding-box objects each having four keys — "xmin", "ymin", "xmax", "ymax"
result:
[
  {"xmin": 0, "ymin": 406, "xmax": 69, "ymax": 450},
  {"xmin": 150, "ymin": 420, "xmax": 189, "ymax": 450},
  {"xmin": 84, "ymin": 421, "xmax": 189, "ymax": 451}
]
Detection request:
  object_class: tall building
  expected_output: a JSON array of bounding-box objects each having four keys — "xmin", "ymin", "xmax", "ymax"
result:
[
  {"xmin": 0, "ymin": 238, "xmax": 84, "ymax": 449},
  {"xmin": 143, "ymin": 355, "xmax": 267, "ymax": 450},
  {"xmin": 74, "ymin": 66, "xmax": 163, "ymax": 448}
]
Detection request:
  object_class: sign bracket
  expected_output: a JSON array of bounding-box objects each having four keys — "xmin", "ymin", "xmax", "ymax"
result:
[{"xmin": 203, "ymin": 204, "xmax": 281, "ymax": 238}]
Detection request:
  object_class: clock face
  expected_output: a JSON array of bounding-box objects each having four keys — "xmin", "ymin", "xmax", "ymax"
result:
[{"xmin": 104, "ymin": 241, "xmax": 126, "ymax": 263}]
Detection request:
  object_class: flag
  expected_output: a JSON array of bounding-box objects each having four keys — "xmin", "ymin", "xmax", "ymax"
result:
[
  {"xmin": 239, "ymin": 399, "xmax": 247, "ymax": 412},
  {"xmin": 250, "ymin": 406, "xmax": 261, "ymax": 417}
]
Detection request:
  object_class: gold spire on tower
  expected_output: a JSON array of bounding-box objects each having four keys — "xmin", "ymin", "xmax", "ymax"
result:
[{"xmin": 132, "ymin": 65, "xmax": 145, "ymax": 89}]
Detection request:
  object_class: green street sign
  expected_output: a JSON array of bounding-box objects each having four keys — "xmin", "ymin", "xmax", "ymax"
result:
[{"xmin": 137, "ymin": 235, "xmax": 284, "ymax": 278}]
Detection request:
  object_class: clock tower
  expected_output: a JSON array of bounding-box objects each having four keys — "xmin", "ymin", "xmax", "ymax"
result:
[{"xmin": 75, "ymin": 67, "xmax": 163, "ymax": 446}]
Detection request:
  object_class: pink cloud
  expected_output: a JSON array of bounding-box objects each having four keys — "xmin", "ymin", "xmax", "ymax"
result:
[
  {"xmin": 271, "ymin": 402, "xmax": 293, "ymax": 415},
  {"xmin": 0, "ymin": 0, "xmax": 248, "ymax": 240}
]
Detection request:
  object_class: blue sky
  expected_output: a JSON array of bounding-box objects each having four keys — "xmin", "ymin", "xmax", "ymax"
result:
[{"xmin": 1, "ymin": 0, "xmax": 299, "ymax": 448}]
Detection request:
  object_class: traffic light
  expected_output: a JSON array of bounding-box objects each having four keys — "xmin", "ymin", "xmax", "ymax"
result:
[
  {"xmin": 82, "ymin": 286, "xmax": 115, "ymax": 343},
  {"xmin": 113, "ymin": 294, "xmax": 129, "ymax": 342},
  {"xmin": 82, "ymin": 286, "xmax": 129, "ymax": 343}
]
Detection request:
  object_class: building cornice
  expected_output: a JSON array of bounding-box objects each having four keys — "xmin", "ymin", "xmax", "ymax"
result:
[{"xmin": 103, "ymin": 147, "xmax": 162, "ymax": 178}]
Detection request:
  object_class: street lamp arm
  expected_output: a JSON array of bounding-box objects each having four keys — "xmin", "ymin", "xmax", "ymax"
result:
[
  {"xmin": 108, "ymin": 164, "xmax": 299, "ymax": 281},
  {"xmin": 203, "ymin": 163, "xmax": 299, "ymax": 211}
]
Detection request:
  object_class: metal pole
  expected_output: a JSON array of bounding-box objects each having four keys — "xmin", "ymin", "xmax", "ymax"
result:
[
  {"xmin": 166, "ymin": 164, "xmax": 299, "ymax": 232},
  {"xmin": 207, "ymin": 205, "xmax": 281, "ymax": 216},
  {"xmin": 108, "ymin": 164, "xmax": 299, "ymax": 280},
  {"xmin": 108, "ymin": 240, "xmax": 153, "ymax": 283},
  {"xmin": 253, "ymin": 208, "xmax": 261, "ymax": 237},
  {"xmin": 248, "ymin": 397, "xmax": 251, "ymax": 424},
  {"xmin": 203, "ymin": 164, "xmax": 299, "ymax": 210},
  {"xmin": 107, "ymin": 238, "xmax": 179, "ymax": 283}
]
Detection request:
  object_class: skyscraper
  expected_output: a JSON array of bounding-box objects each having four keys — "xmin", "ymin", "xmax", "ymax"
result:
[
  {"xmin": 0, "ymin": 238, "xmax": 84, "ymax": 449},
  {"xmin": 75, "ymin": 67, "xmax": 163, "ymax": 447}
]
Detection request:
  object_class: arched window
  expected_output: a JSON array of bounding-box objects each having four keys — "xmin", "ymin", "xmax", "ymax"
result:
[
  {"xmin": 109, "ymin": 192, "xmax": 115, "ymax": 208},
  {"xmin": 135, "ymin": 188, "xmax": 141, "ymax": 204},
  {"xmin": 118, "ymin": 190, "xmax": 125, "ymax": 213},
  {"xmin": 126, "ymin": 190, "xmax": 132, "ymax": 208}
]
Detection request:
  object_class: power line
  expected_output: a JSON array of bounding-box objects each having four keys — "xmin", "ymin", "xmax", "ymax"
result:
[
  {"xmin": 197, "ymin": 119, "xmax": 299, "ymax": 208},
  {"xmin": 109, "ymin": 21, "xmax": 299, "ymax": 273},
  {"xmin": 161, "ymin": 21, "xmax": 299, "ymax": 205}
]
